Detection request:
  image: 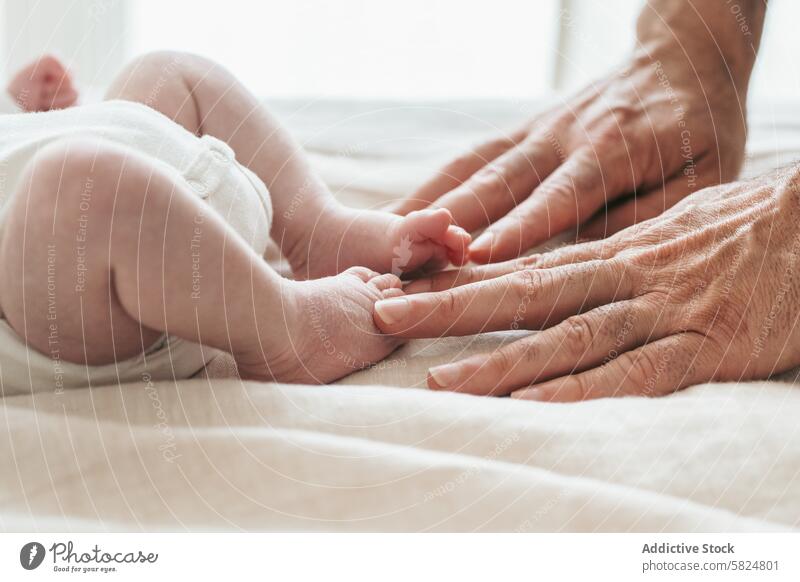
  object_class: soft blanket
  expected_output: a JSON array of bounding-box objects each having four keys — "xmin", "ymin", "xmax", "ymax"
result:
[{"xmin": 1, "ymin": 98, "xmax": 799, "ymax": 531}]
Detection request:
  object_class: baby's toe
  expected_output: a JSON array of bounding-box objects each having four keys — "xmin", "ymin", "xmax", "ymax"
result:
[
  {"xmin": 380, "ymin": 287, "xmax": 405, "ymax": 299},
  {"xmin": 344, "ymin": 266, "xmax": 380, "ymax": 282},
  {"xmin": 369, "ymin": 272, "xmax": 402, "ymax": 292}
]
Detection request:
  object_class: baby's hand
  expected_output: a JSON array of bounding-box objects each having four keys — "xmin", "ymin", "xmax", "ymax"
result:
[
  {"xmin": 288, "ymin": 205, "xmax": 470, "ymax": 279},
  {"xmin": 389, "ymin": 208, "xmax": 470, "ymax": 276}
]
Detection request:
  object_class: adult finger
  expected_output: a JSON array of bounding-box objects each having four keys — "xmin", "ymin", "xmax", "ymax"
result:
[
  {"xmin": 511, "ymin": 332, "xmax": 708, "ymax": 401},
  {"xmin": 432, "ymin": 135, "xmax": 564, "ymax": 232},
  {"xmin": 404, "ymin": 238, "xmax": 616, "ymax": 294},
  {"xmin": 392, "ymin": 133, "xmax": 523, "ymax": 215},
  {"xmin": 404, "ymin": 261, "xmax": 524, "ymax": 294},
  {"xmin": 426, "ymin": 297, "xmax": 672, "ymax": 395},
  {"xmin": 469, "ymin": 149, "xmax": 625, "ymax": 263},
  {"xmin": 374, "ymin": 259, "xmax": 634, "ymax": 338},
  {"xmin": 580, "ymin": 157, "xmax": 719, "ymax": 239}
]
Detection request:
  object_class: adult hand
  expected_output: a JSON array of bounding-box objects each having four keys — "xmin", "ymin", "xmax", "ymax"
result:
[
  {"xmin": 394, "ymin": 50, "xmax": 746, "ymax": 264},
  {"xmin": 374, "ymin": 170, "xmax": 800, "ymax": 401},
  {"xmin": 7, "ymin": 55, "xmax": 79, "ymax": 112}
]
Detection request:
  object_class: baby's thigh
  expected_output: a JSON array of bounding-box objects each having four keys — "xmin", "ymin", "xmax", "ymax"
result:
[{"xmin": 0, "ymin": 139, "xmax": 162, "ymax": 365}]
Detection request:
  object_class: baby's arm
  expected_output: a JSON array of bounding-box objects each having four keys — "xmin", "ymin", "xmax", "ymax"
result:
[
  {"xmin": 106, "ymin": 52, "xmax": 469, "ymax": 280},
  {"xmin": 288, "ymin": 206, "xmax": 471, "ymax": 279},
  {"xmin": 233, "ymin": 110, "xmax": 473, "ymax": 279},
  {"xmin": 105, "ymin": 52, "xmax": 348, "ymax": 265}
]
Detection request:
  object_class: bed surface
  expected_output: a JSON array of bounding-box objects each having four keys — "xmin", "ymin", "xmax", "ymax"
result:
[{"xmin": 1, "ymin": 98, "xmax": 799, "ymax": 532}]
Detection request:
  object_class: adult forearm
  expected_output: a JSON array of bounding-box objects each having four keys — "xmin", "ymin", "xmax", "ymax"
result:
[{"xmin": 636, "ymin": 0, "xmax": 767, "ymax": 96}]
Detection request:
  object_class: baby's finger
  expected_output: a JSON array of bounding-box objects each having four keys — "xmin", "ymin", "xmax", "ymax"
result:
[
  {"xmin": 443, "ymin": 225, "xmax": 471, "ymax": 266},
  {"xmin": 420, "ymin": 245, "xmax": 450, "ymax": 275},
  {"xmin": 403, "ymin": 244, "xmax": 449, "ymax": 279},
  {"xmin": 404, "ymin": 208, "xmax": 452, "ymax": 240},
  {"xmin": 447, "ymin": 250, "xmax": 468, "ymax": 267},
  {"xmin": 444, "ymin": 225, "xmax": 470, "ymax": 248}
]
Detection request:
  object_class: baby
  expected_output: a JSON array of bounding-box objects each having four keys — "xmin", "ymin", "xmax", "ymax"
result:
[{"xmin": 0, "ymin": 51, "xmax": 469, "ymax": 395}]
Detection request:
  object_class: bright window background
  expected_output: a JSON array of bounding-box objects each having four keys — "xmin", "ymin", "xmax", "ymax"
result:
[
  {"xmin": 129, "ymin": 0, "xmax": 561, "ymax": 99},
  {"xmin": 553, "ymin": 0, "xmax": 642, "ymax": 92},
  {"xmin": 0, "ymin": 0, "xmax": 799, "ymax": 101},
  {"xmin": 749, "ymin": 1, "xmax": 800, "ymax": 99}
]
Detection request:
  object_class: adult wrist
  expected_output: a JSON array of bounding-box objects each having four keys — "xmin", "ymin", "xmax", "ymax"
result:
[
  {"xmin": 634, "ymin": 2, "xmax": 762, "ymax": 100},
  {"xmin": 628, "ymin": 38, "xmax": 749, "ymax": 120}
]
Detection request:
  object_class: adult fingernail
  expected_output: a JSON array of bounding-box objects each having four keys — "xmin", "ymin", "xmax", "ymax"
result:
[
  {"xmin": 374, "ymin": 298, "xmax": 410, "ymax": 324},
  {"xmin": 471, "ymin": 231, "xmax": 494, "ymax": 251},
  {"xmin": 428, "ymin": 363, "xmax": 461, "ymax": 388}
]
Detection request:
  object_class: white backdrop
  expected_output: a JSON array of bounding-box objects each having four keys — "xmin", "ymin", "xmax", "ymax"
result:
[{"xmin": 0, "ymin": 0, "xmax": 798, "ymax": 100}]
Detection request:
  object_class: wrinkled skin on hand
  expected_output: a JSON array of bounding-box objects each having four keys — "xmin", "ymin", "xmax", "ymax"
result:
[
  {"xmin": 376, "ymin": 169, "xmax": 800, "ymax": 401},
  {"xmin": 7, "ymin": 55, "xmax": 78, "ymax": 112},
  {"xmin": 395, "ymin": 53, "xmax": 747, "ymax": 262}
]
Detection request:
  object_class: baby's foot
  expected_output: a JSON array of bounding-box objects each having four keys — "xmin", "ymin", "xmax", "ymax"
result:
[
  {"xmin": 288, "ymin": 205, "xmax": 471, "ymax": 279},
  {"xmin": 235, "ymin": 267, "xmax": 404, "ymax": 384}
]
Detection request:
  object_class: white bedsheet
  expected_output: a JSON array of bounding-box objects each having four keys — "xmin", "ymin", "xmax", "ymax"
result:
[{"xmin": 1, "ymin": 98, "xmax": 799, "ymax": 532}]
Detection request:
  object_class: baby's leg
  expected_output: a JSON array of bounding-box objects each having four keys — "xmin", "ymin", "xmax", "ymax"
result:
[
  {"xmin": 104, "ymin": 51, "xmax": 469, "ymax": 279},
  {"xmin": 0, "ymin": 139, "xmax": 400, "ymax": 383}
]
